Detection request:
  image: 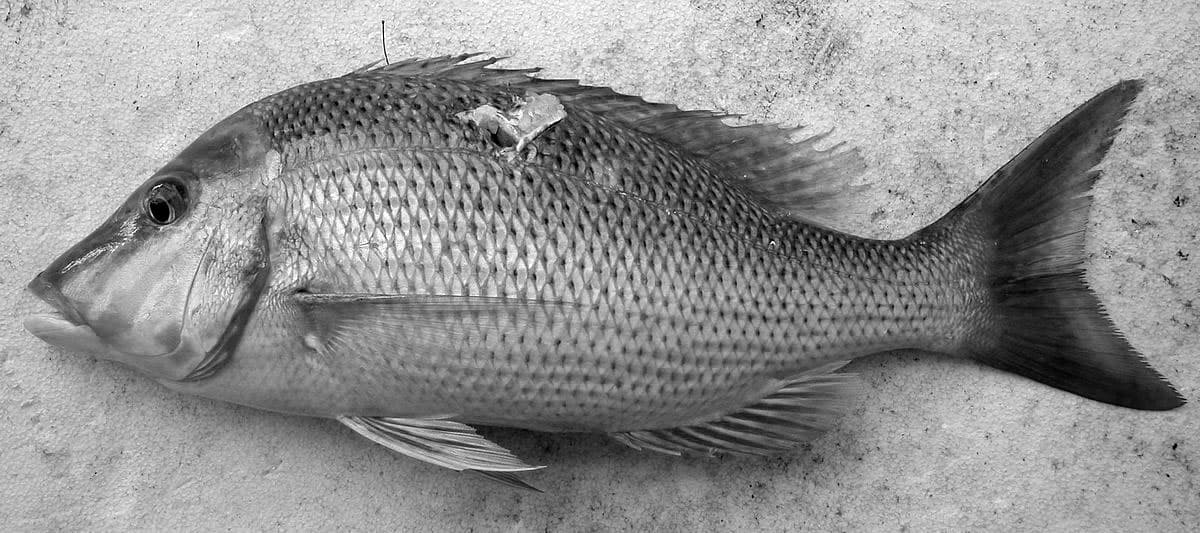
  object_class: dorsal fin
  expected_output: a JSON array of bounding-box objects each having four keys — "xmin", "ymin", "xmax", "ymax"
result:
[
  {"xmin": 359, "ymin": 54, "xmax": 866, "ymax": 222},
  {"xmin": 611, "ymin": 362, "xmax": 860, "ymax": 457},
  {"xmin": 370, "ymin": 53, "xmax": 541, "ymax": 84}
]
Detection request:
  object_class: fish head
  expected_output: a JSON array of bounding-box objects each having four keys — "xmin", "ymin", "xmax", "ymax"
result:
[{"xmin": 24, "ymin": 112, "xmax": 276, "ymax": 382}]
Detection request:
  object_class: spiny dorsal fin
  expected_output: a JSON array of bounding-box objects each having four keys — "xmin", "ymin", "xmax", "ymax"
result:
[
  {"xmin": 611, "ymin": 362, "xmax": 859, "ymax": 457},
  {"xmin": 370, "ymin": 53, "xmax": 540, "ymax": 85},
  {"xmin": 359, "ymin": 55, "xmax": 866, "ymax": 222},
  {"xmin": 338, "ymin": 416, "xmax": 544, "ymax": 491}
]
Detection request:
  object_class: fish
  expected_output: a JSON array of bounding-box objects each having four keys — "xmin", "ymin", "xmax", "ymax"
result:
[{"xmin": 24, "ymin": 54, "xmax": 1185, "ymax": 490}]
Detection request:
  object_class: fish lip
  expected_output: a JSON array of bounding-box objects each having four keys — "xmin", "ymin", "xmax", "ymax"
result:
[
  {"xmin": 24, "ymin": 311, "xmax": 110, "ymax": 356},
  {"xmin": 26, "ymin": 271, "xmax": 85, "ymax": 326},
  {"xmin": 24, "ymin": 272, "xmax": 109, "ymax": 355}
]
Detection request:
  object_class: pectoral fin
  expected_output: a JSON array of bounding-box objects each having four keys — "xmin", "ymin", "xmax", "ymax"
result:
[
  {"xmin": 611, "ymin": 362, "xmax": 859, "ymax": 457},
  {"xmin": 338, "ymin": 416, "xmax": 544, "ymax": 491},
  {"xmin": 469, "ymin": 470, "xmax": 545, "ymax": 493},
  {"xmin": 293, "ymin": 292, "xmax": 575, "ymax": 353}
]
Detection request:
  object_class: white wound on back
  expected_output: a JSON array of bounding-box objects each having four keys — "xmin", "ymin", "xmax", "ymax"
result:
[{"xmin": 456, "ymin": 92, "xmax": 566, "ymax": 160}]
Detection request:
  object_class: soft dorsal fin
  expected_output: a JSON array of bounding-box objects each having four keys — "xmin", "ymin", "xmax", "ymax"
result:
[
  {"xmin": 359, "ymin": 54, "xmax": 866, "ymax": 222},
  {"xmin": 611, "ymin": 362, "xmax": 859, "ymax": 457},
  {"xmin": 338, "ymin": 416, "xmax": 544, "ymax": 491}
]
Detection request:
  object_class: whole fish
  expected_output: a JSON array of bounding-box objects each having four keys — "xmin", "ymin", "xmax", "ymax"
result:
[{"xmin": 24, "ymin": 55, "xmax": 1184, "ymax": 490}]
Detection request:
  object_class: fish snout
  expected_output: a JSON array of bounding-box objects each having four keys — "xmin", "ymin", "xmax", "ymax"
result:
[
  {"xmin": 24, "ymin": 242, "xmax": 184, "ymax": 359},
  {"xmin": 24, "ymin": 269, "xmax": 112, "ymax": 355},
  {"xmin": 27, "ymin": 269, "xmax": 86, "ymax": 325}
]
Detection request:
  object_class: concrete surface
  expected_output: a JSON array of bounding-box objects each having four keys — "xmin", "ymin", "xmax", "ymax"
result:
[{"xmin": 2, "ymin": 0, "xmax": 1198, "ymax": 530}]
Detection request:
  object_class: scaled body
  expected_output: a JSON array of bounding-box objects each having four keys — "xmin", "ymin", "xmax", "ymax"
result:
[{"xmin": 226, "ymin": 66, "xmax": 978, "ymax": 430}]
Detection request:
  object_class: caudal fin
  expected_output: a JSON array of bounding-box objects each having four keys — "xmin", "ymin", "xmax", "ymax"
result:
[{"xmin": 937, "ymin": 80, "xmax": 1184, "ymax": 410}]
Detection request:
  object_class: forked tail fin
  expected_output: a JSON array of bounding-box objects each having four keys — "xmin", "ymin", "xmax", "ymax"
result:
[{"xmin": 935, "ymin": 80, "xmax": 1184, "ymax": 410}]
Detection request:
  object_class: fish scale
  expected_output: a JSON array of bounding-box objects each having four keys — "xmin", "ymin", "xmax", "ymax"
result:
[{"xmin": 242, "ymin": 71, "xmax": 972, "ymax": 431}]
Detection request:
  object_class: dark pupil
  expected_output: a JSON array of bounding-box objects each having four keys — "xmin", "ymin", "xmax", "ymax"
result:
[{"xmin": 146, "ymin": 181, "xmax": 186, "ymax": 225}]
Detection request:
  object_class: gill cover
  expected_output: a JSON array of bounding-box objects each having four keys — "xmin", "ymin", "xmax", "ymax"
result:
[{"xmin": 26, "ymin": 112, "xmax": 275, "ymax": 382}]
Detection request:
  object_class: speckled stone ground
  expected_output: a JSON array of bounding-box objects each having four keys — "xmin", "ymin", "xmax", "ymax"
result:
[{"xmin": 2, "ymin": 1, "xmax": 1197, "ymax": 530}]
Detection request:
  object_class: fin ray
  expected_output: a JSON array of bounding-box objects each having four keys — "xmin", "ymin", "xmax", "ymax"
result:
[
  {"xmin": 338, "ymin": 415, "xmax": 543, "ymax": 473},
  {"xmin": 612, "ymin": 363, "xmax": 859, "ymax": 457},
  {"xmin": 927, "ymin": 80, "xmax": 1184, "ymax": 410},
  {"xmin": 468, "ymin": 470, "xmax": 544, "ymax": 493},
  {"xmin": 294, "ymin": 292, "xmax": 575, "ymax": 354}
]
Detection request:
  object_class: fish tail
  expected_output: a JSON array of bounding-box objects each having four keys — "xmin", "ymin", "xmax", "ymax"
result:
[{"xmin": 931, "ymin": 80, "xmax": 1184, "ymax": 410}]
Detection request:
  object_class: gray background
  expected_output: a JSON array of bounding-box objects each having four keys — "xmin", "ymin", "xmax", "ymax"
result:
[{"xmin": 2, "ymin": 0, "xmax": 1197, "ymax": 530}]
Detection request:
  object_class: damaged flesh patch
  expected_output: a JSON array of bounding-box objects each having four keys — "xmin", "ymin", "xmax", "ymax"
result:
[{"xmin": 456, "ymin": 93, "xmax": 566, "ymax": 160}]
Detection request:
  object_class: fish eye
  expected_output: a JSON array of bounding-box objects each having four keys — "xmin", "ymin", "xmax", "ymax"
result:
[{"xmin": 143, "ymin": 178, "xmax": 189, "ymax": 225}]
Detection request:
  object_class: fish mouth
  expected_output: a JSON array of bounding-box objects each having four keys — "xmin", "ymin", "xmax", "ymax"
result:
[
  {"xmin": 27, "ymin": 271, "xmax": 85, "ymax": 325},
  {"xmin": 24, "ymin": 272, "xmax": 110, "ymax": 354}
]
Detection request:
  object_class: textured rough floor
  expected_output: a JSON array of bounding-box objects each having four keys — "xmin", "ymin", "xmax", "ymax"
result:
[{"xmin": 2, "ymin": 0, "xmax": 1198, "ymax": 530}]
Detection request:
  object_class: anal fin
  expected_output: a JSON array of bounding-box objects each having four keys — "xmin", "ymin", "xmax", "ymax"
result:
[
  {"xmin": 338, "ymin": 416, "xmax": 544, "ymax": 491},
  {"xmin": 612, "ymin": 362, "xmax": 859, "ymax": 457}
]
